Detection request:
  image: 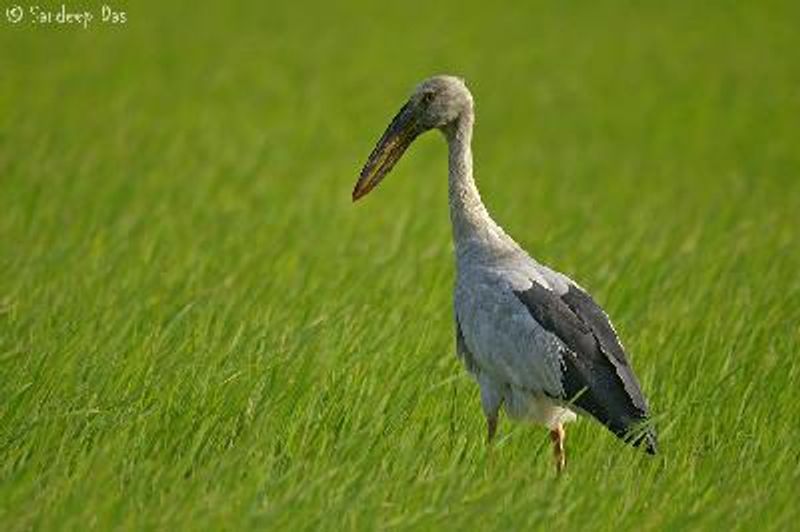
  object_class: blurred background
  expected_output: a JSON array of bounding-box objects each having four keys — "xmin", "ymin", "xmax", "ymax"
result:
[{"xmin": 1, "ymin": 1, "xmax": 798, "ymax": 530}]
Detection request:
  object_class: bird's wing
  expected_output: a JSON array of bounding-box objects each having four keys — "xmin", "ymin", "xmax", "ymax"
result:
[
  {"xmin": 455, "ymin": 262, "xmax": 656, "ymax": 452},
  {"xmin": 454, "ymin": 269, "xmax": 570, "ymax": 399},
  {"xmin": 513, "ymin": 277, "xmax": 656, "ymax": 452}
]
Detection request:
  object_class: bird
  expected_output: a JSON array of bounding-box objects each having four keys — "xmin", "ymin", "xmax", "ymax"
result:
[{"xmin": 352, "ymin": 75, "xmax": 656, "ymax": 473}]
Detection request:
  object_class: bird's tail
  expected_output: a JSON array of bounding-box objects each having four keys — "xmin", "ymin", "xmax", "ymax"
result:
[{"xmin": 610, "ymin": 417, "xmax": 658, "ymax": 455}]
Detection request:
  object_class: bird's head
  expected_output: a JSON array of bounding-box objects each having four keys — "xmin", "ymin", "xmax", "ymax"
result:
[{"xmin": 353, "ymin": 75, "xmax": 473, "ymax": 201}]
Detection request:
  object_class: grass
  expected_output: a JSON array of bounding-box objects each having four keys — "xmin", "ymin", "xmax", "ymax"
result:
[{"xmin": 1, "ymin": 1, "xmax": 799, "ymax": 530}]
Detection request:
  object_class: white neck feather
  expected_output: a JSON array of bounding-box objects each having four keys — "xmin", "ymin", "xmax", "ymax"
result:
[{"xmin": 444, "ymin": 108, "xmax": 504, "ymax": 252}]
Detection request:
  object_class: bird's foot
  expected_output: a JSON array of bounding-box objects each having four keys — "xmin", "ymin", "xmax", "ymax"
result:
[
  {"xmin": 486, "ymin": 415, "xmax": 498, "ymax": 445},
  {"xmin": 550, "ymin": 424, "xmax": 566, "ymax": 475}
]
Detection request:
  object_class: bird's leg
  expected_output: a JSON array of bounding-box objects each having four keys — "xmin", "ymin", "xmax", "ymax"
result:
[
  {"xmin": 550, "ymin": 424, "xmax": 566, "ymax": 474},
  {"xmin": 486, "ymin": 415, "xmax": 498, "ymax": 445}
]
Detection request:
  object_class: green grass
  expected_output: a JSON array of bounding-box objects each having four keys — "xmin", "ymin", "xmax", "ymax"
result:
[{"xmin": 2, "ymin": 1, "xmax": 799, "ymax": 530}]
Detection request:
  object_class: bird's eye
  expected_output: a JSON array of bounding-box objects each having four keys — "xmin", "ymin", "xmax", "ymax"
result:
[{"xmin": 421, "ymin": 92, "xmax": 435, "ymax": 105}]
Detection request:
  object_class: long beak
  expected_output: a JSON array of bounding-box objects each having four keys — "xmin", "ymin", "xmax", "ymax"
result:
[{"xmin": 353, "ymin": 102, "xmax": 420, "ymax": 201}]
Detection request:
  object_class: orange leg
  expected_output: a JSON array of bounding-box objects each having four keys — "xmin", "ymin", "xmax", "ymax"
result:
[{"xmin": 550, "ymin": 424, "xmax": 566, "ymax": 474}]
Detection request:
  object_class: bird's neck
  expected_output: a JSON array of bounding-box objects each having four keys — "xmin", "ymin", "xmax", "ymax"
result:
[{"xmin": 445, "ymin": 109, "xmax": 501, "ymax": 249}]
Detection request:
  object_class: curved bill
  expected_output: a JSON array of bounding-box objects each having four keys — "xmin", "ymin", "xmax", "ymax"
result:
[{"xmin": 353, "ymin": 102, "xmax": 420, "ymax": 201}]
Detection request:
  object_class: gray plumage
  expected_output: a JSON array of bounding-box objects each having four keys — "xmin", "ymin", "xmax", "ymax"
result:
[{"xmin": 354, "ymin": 75, "xmax": 656, "ymax": 463}]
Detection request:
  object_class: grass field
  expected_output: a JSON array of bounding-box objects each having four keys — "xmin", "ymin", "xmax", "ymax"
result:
[{"xmin": 2, "ymin": 1, "xmax": 799, "ymax": 530}]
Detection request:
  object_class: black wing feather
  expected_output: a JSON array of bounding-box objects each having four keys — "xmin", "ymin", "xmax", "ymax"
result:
[{"xmin": 514, "ymin": 282, "xmax": 657, "ymax": 454}]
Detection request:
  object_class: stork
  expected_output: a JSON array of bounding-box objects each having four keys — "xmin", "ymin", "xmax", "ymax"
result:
[{"xmin": 352, "ymin": 75, "xmax": 656, "ymax": 473}]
